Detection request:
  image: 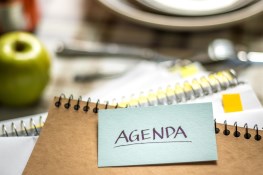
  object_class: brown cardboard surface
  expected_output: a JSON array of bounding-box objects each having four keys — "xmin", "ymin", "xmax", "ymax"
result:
[{"xmin": 23, "ymin": 97, "xmax": 263, "ymax": 175}]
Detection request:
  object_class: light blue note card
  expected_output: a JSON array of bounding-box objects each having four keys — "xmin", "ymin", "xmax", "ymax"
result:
[{"xmin": 98, "ymin": 103, "xmax": 217, "ymax": 167}]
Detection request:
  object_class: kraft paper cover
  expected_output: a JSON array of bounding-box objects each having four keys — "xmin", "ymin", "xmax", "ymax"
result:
[{"xmin": 23, "ymin": 97, "xmax": 263, "ymax": 175}]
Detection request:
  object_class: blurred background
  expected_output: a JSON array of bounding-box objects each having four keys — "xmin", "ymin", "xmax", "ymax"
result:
[{"xmin": 0, "ymin": 0, "xmax": 263, "ymax": 120}]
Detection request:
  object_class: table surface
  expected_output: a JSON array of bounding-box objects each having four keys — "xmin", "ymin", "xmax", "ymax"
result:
[{"xmin": 0, "ymin": 0, "xmax": 262, "ymax": 121}]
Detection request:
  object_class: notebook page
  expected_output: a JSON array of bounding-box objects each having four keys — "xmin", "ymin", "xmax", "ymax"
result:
[
  {"xmin": 87, "ymin": 62, "xmax": 207, "ymax": 103},
  {"xmin": 187, "ymin": 83, "xmax": 262, "ymax": 116},
  {"xmin": 0, "ymin": 137, "xmax": 37, "ymax": 175}
]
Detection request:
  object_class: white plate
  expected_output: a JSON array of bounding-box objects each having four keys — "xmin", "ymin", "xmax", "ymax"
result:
[
  {"xmin": 137, "ymin": 0, "xmax": 256, "ymax": 16},
  {"xmin": 97, "ymin": 0, "xmax": 263, "ymax": 30}
]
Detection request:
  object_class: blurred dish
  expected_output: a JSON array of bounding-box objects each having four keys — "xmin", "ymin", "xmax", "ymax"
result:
[
  {"xmin": 97, "ymin": 0, "xmax": 263, "ymax": 31},
  {"xmin": 136, "ymin": 0, "xmax": 256, "ymax": 16}
]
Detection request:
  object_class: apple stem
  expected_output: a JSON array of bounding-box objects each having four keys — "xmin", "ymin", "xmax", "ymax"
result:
[{"xmin": 14, "ymin": 41, "xmax": 27, "ymax": 52}]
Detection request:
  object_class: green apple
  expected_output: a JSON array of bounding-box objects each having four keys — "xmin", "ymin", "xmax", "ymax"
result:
[{"xmin": 0, "ymin": 32, "xmax": 50, "ymax": 107}]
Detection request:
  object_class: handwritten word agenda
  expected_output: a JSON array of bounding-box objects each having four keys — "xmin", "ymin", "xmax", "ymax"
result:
[{"xmin": 114, "ymin": 126, "xmax": 191, "ymax": 148}]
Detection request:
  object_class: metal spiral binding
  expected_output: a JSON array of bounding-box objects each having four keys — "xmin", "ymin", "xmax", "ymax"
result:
[
  {"xmin": 214, "ymin": 119, "xmax": 261, "ymax": 141},
  {"xmin": 233, "ymin": 122, "xmax": 241, "ymax": 137},
  {"xmin": 1, "ymin": 116, "xmax": 43, "ymax": 137},
  {"xmin": 54, "ymin": 94, "xmax": 104, "ymax": 113},
  {"xmin": 117, "ymin": 69, "xmax": 239, "ymax": 107},
  {"xmin": 53, "ymin": 94, "xmax": 262, "ymax": 142},
  {"xmin": 54, "ymin": 94, "xmax": 115, "ymax": 112},
  {"xmin": 2, "ymin": 93, "xmax": 261, "ymax": 140}
]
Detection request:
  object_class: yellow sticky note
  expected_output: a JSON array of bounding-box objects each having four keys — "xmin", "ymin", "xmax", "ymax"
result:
[{"xmin": 222, "ymin": 94, "xmax": 243, "ymax": 113}]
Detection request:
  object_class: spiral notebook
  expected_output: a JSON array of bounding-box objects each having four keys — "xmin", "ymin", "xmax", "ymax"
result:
[
  {"xmin": 23, "ymin": 96, "xmax": 263, "ymax": 175},
  {"xmin": 87, "ymin": 69, "xmax": 261, "ymax": 115}
]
